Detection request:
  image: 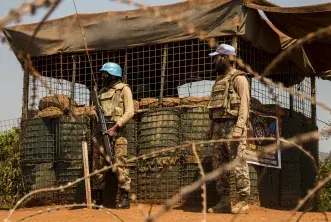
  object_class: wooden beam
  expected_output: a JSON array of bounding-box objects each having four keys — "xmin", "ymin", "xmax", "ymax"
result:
[
  {"xmin": 82, "ymin": 140, "xmax": 92, "ymax": 209},
  {"xmin": 311, "ymin": 76, "xmax": 316, "ymax": 125},
  {"xmin": 71, "ymin": 55, "xmax": 76, "ymax": 112},
  {"xmin": 124, "ymin": 49, "xmax": 128, "ymax": 84},
  {"xmin": 159, "ymin": 44, "xmax": 168, "ymax": 107},
  {"xmin": 22, "ymin": 65, "xmax": 29, "ymax": 120}
]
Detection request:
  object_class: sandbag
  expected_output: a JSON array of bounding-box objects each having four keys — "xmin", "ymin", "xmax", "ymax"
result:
[
  {"xmin": 180, "ymin": 96, "xmax": 203, "ymax": 105},
  {"xmin": 162, "ymin": 97, "xmax": 180, "ymax": 107},
  {"xmin": 72, "ymin": 106, "xmax": 96, "ymax": 117},
  {"xmin": 133, "ymin": 100, "xmax": 140, "ymax": 111},
  {"xmin": 199, "ymin": 96, "xmax": 210, "ymax": 105},
  {"xmin": 139, "ymin": 98, "xmax": 159, "ymax": 109},
  {"xmin": 38, "ymin": 94, "xmax": 77, "ymax": 111},
  {"xmin": 34, "ymin": 107, "xmax": 63, "ymax": 118}
]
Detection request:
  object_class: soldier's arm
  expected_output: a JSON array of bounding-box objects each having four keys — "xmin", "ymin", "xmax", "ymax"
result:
[
  {"xmin": 234, "ymin": 75, "xmax": 250, "ymax": 134},
  {"xmin": 116, "ymin": 86, "xmax": 135, "ymax": 127}
]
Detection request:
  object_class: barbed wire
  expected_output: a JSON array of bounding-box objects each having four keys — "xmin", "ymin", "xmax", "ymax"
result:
[
  {"xmin": 27, "ymin": 0, "xmax": 61, "ymax": 48},
  {"xmin": 1, "ymin": 0, "xmax": 331, "ymax": 222},
  {"xmin": 0, "ymin": 0, "xmax": 114, "ymax": 174},
  {"xmin": 4, "ymin": 130, "xmax": 323, "ymax": 222},
  {"xmin": 3, "ymin": 137, "xmax": 271, "ymax": 221},
  {"xmin": 0, "ymin": 0, "xmax": 60, "ymax": 32},
  {"xmin": 143, "ymin": 130, "xmax": 327, "ymax": 221},
  {"xmin": 262, "ymin": 24, "xmax": 331, "ymax": 78},
  {"xmin": 146, "ymin": 157, "xmax": 242, "ymax": 222},
  {"xmin": 191, "ymin": 143, "xmax": 207, "ymax": 222},
  {"xmin": 3, "ymin": 77, "xmax": 330, "ymax": 221},
  {"xmin": 235, "ymin": 58, "xmax": 331, "ymax": 113},
  {"xmin": 2, "ymin": 0, "xmax": 331, "ymax": 166},
  {"xmin": 279, "ymin": 138, "xmax": 318, "ymax": 173},
  {"xmin": 72, "ymin": 0, "xmax": 97, "ymax": 85},
  {"xmin": 4, "ymin": 136, "xmax": 280, "ymax": 221},
  {"xmin": 1, "ymin": 0, "xmax": 330, "ymax": 117},
  {"xmin": 287, "ymin": 172, "xmax": 331, "ymax": 222},
  {"xmin": 14, "ymin": 203, "xmax": 125, "ymax": 222},
  {"xmin": 112, "ymin": 0, "xmax": 331, "ymax": 115},
  {"xmin": 264, "ymin": 128, "xmax": 329, "ymax": 154},
  {"xmin": 4, "ymin": 164, "xmax": 116, "ymax": 222},
  {"xmin": 110, "ymin": 0, "xmax": 218, "ymax": 47},
  {"xmin": 295, "ymin": 210, "xmax": 330, "ymax": 222},
  {"xmin": 0, "ymin": 138, "xmax": 260, "ymax": 222}
]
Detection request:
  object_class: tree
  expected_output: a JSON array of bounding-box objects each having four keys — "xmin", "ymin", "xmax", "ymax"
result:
[
  {"xmin": 318, "ymin": 153, "xmax": 331, "ymax": 212},
  {"xmin": 0, "ymin": 127, "xmax": 25, "ymax": 208}
]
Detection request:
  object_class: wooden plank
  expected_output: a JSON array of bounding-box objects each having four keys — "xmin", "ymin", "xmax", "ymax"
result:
[
  {"xmin": 22, "ymin": 68, "xmax": 29, "ymax": 120},
  {"xmin": 159, "ymin": 44, "xmax": 168, "ymax": 106},
  {"xmin": 82, "ymin": 140, "xmax": 92, "ymax": 209},
  {"xmin": 311, "ymin": 77, "xmax": 316, "ymax": 125}
]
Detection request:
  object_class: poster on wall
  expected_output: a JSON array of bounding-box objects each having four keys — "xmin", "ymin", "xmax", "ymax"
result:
[{"xmin": 245, "ymin": 110, "xmax": 282, "ymax": 169}]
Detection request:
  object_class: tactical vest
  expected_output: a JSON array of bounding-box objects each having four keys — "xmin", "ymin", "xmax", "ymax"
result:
[
  {"xmin": 99, "ymin": 83, "xmax": 128, "ymax": 121},
  {"xmin": 207, "ymin": 69, "xmax": 248, "ymax": 118}
]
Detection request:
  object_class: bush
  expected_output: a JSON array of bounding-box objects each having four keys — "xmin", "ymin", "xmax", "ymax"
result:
[
  {"xmin": 318, "ymin": 153, "xmax": 331, "ymax": 212},
  {"xmin": 0, "ymin": 127, "xmax": 26, "ymax": 208}
]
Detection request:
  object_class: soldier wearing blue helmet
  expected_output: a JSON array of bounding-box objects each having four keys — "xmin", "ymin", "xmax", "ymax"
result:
[{"xmin": 93, "ymin": 62, "xmax": 134, "ymax": 209}]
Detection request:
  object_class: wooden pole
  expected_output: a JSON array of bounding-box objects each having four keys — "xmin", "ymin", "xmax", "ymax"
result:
[
  {"xmin": 232, "ymin": 35, "xmax": 238, "ymax": 69},
  {"xmin": 71, "ymin": 55, "xmax": 76, "ymax": 112},
  {"xmin": 311, "ymin": 76, "xmax": 317, "ymax": 125},
  {"xmin": 159, "ymin": 44, "xmax": 168, "ymax": 107},
  {"xmin": 289, "ymin": 92, "xmax": 294, "ymax": 118},
  {"xmin": 82, "ymin": 139, "xmax": 92, "ymax": 209},
  {"xmin": 124, "ymin": 49, "xmax": 128, "ymax": 84},
  {"xmin": 22, "ymin": 65, "xmax": 29, "ymax": 120}
]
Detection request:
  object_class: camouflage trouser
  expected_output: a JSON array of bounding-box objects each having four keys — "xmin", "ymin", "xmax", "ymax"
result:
[
  {"xmin": 211, "ymin": 119, "xmax": 250, "ymax": 198},
  {"xmin": 93, "ymin": 124, "xmax": 131, "ymax": 192}
]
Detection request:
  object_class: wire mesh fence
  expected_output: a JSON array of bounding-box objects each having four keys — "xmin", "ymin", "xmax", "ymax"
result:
[
  {"xmin": 15, "ymin": 34, "xmax": 317, "ymax": 208},
  {"xmin": 27, "ymin": 36, "xmax": 312, "ymax": 117},
  {"xmin": 0, "ymin": 118, "xmax": 21, "ymax": 133},
  {"xmin": 1, "ymin": 0, "xmax": 330, "ymax": 221}
]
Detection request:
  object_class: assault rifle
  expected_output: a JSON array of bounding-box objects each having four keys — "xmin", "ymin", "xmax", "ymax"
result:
[{"xmin": 91, "ymin": 86, "xmax": 114, "ymax": 165}]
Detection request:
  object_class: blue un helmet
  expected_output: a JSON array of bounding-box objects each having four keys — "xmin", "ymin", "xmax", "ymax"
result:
[{"xmin": 99, "ymin": 62, "xmax": 122, "ymax": 77}]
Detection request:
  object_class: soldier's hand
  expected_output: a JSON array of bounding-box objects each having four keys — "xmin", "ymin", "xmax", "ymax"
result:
[
  {"xmin": 107, "ymin": 124, "xmax": 119, "ymax": 137},
  {"xmin": 107, "ymin": 129, "xmax": 117, "ymax": 137}
]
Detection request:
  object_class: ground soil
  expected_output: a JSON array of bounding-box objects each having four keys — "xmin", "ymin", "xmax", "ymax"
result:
[{"xmin": 1, "ymin": 204, "xmax": 330, "ymax": 222}]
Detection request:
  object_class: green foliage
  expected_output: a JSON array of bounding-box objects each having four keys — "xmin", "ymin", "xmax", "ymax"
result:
[
  {"xmin": 318, "ymin": 153, "xmax": 331, "ymax": 212},
  {"xmin": 0, "ymin": 127, "xmax": 20, "ymax": 159},
  {"xmin": 0, "ymin": 127, "xmax": 26, "ymax": 208}
]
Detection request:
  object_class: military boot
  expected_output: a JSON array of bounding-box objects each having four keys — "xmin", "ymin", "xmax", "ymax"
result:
[
  {"xmin": 93, "ymin": 189, "xmax": 103, "ymax": 206},
  {"xmin": 207, "ymin": 196, "xmax": 231, "ymax": 213},
  {"xmin": 116, "ymin": 189, "xmax": 130, "ymax": 209},
  {"xmin": 231, "ymin": 197, "xmax": 249, "ymax": 214}
]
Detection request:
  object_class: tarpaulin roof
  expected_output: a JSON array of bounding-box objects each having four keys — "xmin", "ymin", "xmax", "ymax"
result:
[
  {"xmin": 3, "ymin": 0, "xmax": 246, "ymax": 55},
  {"xmin": 246, "ymin": 0, "xmax": 331, "ymax": 78},
  {"xmin": 3, "ymin": 0, "xmax": 317, "ymax": 77}
]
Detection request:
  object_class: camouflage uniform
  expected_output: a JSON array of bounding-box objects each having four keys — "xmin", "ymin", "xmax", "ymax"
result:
[
  {"xmin": 93, "ymin": 125, "xmax": 131, "ymax": 191},
  {"xmin": 93, "ymin": 82, "xmax": 134, "ymax": 192},
  {"xmin": 208, "ymin": 68, "xmax": 250, "ymax": 210},
  {"xmin": 211, "ymin": 119, "xmax": 250, "ymax": 198}
]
